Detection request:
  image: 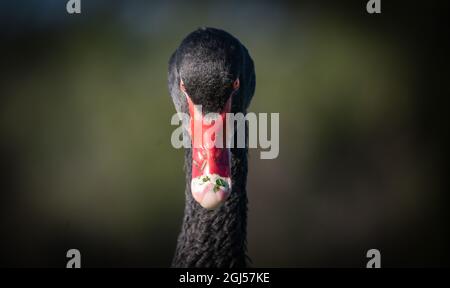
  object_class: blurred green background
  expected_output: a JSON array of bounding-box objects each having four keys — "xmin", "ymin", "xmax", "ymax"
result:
[{"xmin": 0, "ymin": 0, "xmax": 448, "ymax": 267}]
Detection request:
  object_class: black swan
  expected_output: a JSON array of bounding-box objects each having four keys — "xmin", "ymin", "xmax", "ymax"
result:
[{"xmin": 168, "ymin": 27, "xmax": 255, "ymax": 268}]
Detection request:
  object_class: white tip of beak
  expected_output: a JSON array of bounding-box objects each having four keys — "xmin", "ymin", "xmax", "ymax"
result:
[{"xmin": 191, "ymin": 175, "xmax": 231, "ymax": 209}]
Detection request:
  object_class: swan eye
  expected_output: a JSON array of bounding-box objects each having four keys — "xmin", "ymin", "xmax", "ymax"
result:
[
  {"xmin": 233, "ymin": 78, "xmax": 240, "ymax": 90},
  {"xmin": 180, "ymin": 79, "xmax": 187, "ymax": 93}
]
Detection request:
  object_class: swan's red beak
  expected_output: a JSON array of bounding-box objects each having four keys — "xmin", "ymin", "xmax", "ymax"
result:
[{"xmin": 186, "ymin": 95, "xmax": 232, "ymax": 209}]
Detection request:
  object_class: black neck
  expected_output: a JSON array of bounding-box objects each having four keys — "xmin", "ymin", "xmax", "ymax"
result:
[{"xmin": 172, "ymin": 147, "xmax": 248, "ymax": 268}]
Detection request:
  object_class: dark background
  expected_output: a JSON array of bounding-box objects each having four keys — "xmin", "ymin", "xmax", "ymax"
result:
[{"xmin": 0, "ymin": 0, "xmax": 448, "ymax": 267}]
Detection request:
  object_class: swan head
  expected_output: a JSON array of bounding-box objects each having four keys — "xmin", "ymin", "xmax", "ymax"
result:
[{"xmin": 176, "ymin": 27, "xmax": 244, "ymax": 209}]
